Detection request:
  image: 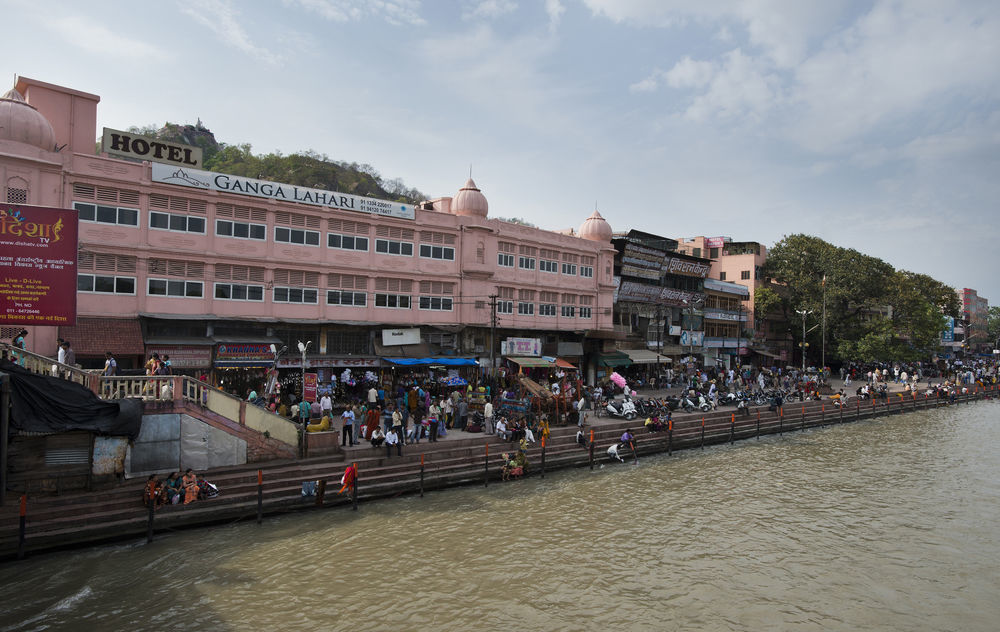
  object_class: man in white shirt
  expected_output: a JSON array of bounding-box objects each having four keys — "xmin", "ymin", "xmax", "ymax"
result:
[
  {"xmin": 495, "ymin": 417, "xmax": 508, "ymax": 441},
  {"xmin": 341, "ymin": 408, "xmax": 355, "ymax": 447},
  {"xmin": 368, "ymin": 386, "xmax": 378, "ymax": 406},
  {"xmin": 483, "ymin": 400, "xmax": 494, "ymax": 434},
  {"xmin": 385, "ymin": 427, "xmax": 401, "ymax": 457},
  {"xmin": 320, "ymin": 393, "xmax": 333, "ymax": 417}
]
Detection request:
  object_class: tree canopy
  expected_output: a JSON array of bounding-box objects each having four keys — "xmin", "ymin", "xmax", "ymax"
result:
[{"xmin": 763, "ymin": 234, "xmax": 959, "ymax": 364}]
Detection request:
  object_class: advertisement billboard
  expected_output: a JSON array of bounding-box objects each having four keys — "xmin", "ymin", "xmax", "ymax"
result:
[
  {"xmin": 0, "ymin": 204, "xmax": 78, "ymax": 326},
  {"xmin": 303, "ymin": 372, "xmax": 318, "ymax": 402}
]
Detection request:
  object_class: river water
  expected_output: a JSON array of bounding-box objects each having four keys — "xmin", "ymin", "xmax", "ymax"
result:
[{"xmin": 2, "ymin": 402, "xmax": 999, "ymax": 632}]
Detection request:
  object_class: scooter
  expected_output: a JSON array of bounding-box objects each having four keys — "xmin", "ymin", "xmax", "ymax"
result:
[{"xmin": 606, "ymin": 398, "xmax": 638, "ymax": 420}]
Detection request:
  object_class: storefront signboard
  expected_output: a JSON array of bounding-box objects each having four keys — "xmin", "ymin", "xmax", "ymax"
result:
[
  {"xmin": 145, "ymin": 345, "xmax": 212, "ymax": 368},
  {"xmin": 382, "ymin": 328, "xmax": 421, "ymax": 346},
  {"xmin": 704, "ymin": 236, "xmax": 729, "ymax": 249},
  {"xmin": 502, "ymin": 337, "xmax": 541, "ymax": 356},
  {"xmin": 679, "ymin": 331, "xmax": 704, "ymax": 347},
  {"xmin": 215, "ymin": 343, "xmax": 273, "ymax": 367},
  {"xmin": 152, "ymin": 162, "xmax": 414, "ymax": 220},
  {"xmin": 103, "ymin": 127, "xmax": 203, "ymax": 167},
  {"xmin": 0, "ymin": 204, "xmax": 78, "ymax": 326},
  {"xmin": 616, "ymin": 280, "xmax": 705, "ymax": 308},
  {"xmin": 941, "ymin": 316, "xmax": 955, "ymax": 342},
  {"xmin": 277, "ymin": 356, "xmax": 380, "ymax": 369}
]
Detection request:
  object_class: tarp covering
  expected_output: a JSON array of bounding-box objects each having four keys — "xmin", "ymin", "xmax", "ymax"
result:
[
  {"xmin": 1, "ymin": 359, "xmax": 143, "ymax": 439},
  {"xmin": 383, "ymin": 357, "xmax": 479, "ymax": 367},
  {"xmin": 622, "ymin": 349, "xmax": 672, "ymax": 364},
  {"xmin": 599, "ymin": 352, "xmax": 632, "ymax": 368}
]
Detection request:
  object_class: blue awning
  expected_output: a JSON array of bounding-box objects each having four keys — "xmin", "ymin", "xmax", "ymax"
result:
[{"xmin": 383, "ymin": 357, "xmax": 479, "ymax": 367}]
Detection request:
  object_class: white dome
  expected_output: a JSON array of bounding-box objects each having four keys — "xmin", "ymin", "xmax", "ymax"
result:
[{"xmin": 578, "ymin": 210, "xmax": 612, "ymax": 242}]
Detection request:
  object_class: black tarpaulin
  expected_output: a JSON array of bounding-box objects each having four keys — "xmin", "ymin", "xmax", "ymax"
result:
[{"xmin": 1, "ymin": 359, "xmax": 142, "ymax": 440}]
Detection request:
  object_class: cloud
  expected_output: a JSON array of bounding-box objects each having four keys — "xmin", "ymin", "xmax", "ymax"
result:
[
  {"xmin": 664, "ymin": 56, "xmax": 714, "ymax": 89},
  {"xmin": 283, "ymin": 0, "xmax": 426, "ymax": 25},
  {"xmin": 39, "ymin": 14, "xmax": 173, "ymax": 62},
  {"xmin": 545, "ymin": 0, "xmax": 566, "ymax": 31},
  {"xmin": 178, "ymin": 0, "xmax": 282, "ymax": 65},
  {"xmin": 463, "ymin": 1, "xmax": 518, "ymax": 21}
]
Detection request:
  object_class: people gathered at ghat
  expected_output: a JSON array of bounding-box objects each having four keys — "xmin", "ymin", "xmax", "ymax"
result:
[{"xmin": 142, "ymin": 469, "xmax": 220, "ymax": 508}]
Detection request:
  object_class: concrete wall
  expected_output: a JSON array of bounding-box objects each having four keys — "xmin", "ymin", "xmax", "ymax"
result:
[{"xmin": 126, "ymin": 413, "xmax": 247, "ymax": 478}]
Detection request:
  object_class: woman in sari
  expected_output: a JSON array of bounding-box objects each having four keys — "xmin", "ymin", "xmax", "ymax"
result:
[
  {"xmin": 163, "ymin": 472, "xmax": 182, "ymax": 504},
  {"xmin": 364, "ymin": 406, "xmax": 380, "ymax": 440},
  {"xmin": 143, "ymin": 474, "xmax": 164, "ymax": 508},
  {"xmin": 182, "ymin": 468, "xmax": 199, "ymax": 504}
]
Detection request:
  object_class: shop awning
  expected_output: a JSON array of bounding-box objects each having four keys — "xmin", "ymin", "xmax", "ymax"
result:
[
  {"xmin": 754, "ymin": 349, "xmax": 781, "ymax": 359},
  {"xmin": 599, "ymin": 352, "xmax": 632, "ymax": 368},
  {"xmin": 622, "ymin": 349, "xmax": 672, "ymax": 364},
  {"xmin": 507, "ymin": 356, "xmax": 556, "ymax": 368},
  {"xmin": 383, "ymin": 357, "xmax": 479, "ymax": 367},
  {"xmin": 59, "ymin": 318, "xmax": 144, "ymax": 357},
  {"xmin": 555, "ymin": 358, "xmax": 577, "ymax": 370}
]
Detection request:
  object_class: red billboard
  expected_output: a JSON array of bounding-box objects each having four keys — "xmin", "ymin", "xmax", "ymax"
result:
[
  {"xmin": 303, "ymin": 372, "xmax": 318, "ymax": 402},
  {"xmin": 0, "ymin": 204, "xmax": 78, "ymax": 326}
]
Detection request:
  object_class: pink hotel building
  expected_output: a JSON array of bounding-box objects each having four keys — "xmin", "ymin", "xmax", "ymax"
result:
[{"xmin": 1, "ymin": 77, "xmax": 617, "ymax": 384}]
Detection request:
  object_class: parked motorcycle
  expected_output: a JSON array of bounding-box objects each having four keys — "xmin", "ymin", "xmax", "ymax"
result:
[{"xmin": 606, "ymin": 398, "xmax": 638, "ymax": 420}]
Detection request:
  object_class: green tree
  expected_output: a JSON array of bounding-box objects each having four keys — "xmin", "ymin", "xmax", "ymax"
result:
[{"xmin": 987, "ymin": 306, "xmax": 1000, "ymax": 348}]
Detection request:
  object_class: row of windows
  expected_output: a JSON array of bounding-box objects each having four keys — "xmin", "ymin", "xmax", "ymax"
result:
[
  {"xmin": 496, "ymin": 299, "xmax": 590, "ymax": 318},
  {"xmin": 505, "ymin": 255, "xmax": 593, "ymax": 277}
]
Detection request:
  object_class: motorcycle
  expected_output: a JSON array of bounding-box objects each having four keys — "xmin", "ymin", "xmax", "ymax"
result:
[
  {"xmin": 680, "ymin": 393, "xmax": 713, "ymax": 413},
  {"xmin": 606, "ymin": 398, "xmax": 638, "ymax": 420}
]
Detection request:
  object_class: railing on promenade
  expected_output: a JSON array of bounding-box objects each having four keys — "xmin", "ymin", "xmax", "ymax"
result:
[{"xmin": 0, "ymin": 342, "xmax": 97, "ymax": 388}]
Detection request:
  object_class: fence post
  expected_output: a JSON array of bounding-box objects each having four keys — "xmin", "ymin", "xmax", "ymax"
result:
[
  {"xmin": 18, "ymin": 495, "xmax": 27, "ymax": 559},
  {"xmin": 779, "ymin": 407, "xmax": 783, "ymax": 436},
  {"xmin": 756, "ymin": 410, "xmax": 760, "ymax": 439},
  {"xmin": 257, "ymin": 469, "xmax": 263, "ymax": 524},
  {"xmin": 801, "ymin": 405, "xmax": 805, "ymax": 431},
  {"xmin": 670, "ymin": 419, "xmax": 675, "ymax": 455},
  {"xmin": 730, "ymin": 413, "xmax": 735, "ymax": 444},
  {"xmin": 146, "ymin": 493, "xmax": 154, "ymax": 544},
  {"xmin": 485, "ymin": 444, "xmax": 490, "ymax": 487},
  {"xmin": 420, "ymin": 454, "xmax": 425, "ymax": 498},
  {"xmin": 821, "ymin": 404, "xmax": 825, "ymax": 426},
  {"xmin": 589, "ymin": 430, "xmax": 595, "ymax": 471},
  {"xmin": 857, "ymin": 398, "xmax": 860, "ymax": 421},
  {"xmin": 351, "ymin": 463, "xmax": 358, "ymax": 511},
  {"xmin": 541, "ymin": 436, "xmax": 546, "ymax": 479}
]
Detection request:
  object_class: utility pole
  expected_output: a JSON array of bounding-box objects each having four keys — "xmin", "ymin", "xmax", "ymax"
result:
[
  {"xmin": 655, "ymin": 304, "xmax": 663, "ymax": 378},
  {"xmin": 795, "ymin": 309, "xmax": 813, "ymax": 374},
  {"xmin": 489, "ymin": 294, "xmax": 498, "ymax": 374},
  {"xmin": 821, "ymin": 274, "xmax": 827, "ymax": 373}
]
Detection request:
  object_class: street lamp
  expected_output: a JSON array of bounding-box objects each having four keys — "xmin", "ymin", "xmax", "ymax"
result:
[
  {"xmin": 297, "ymin": 340, "xmax": 312, "ymax": 402},
  {"xmin": 795, "ymin": 309, "xmax": 813, "ymax": 374},
  {"xmin": 682, "ymin": 297, "xmax": 705, "ymax": 361}
]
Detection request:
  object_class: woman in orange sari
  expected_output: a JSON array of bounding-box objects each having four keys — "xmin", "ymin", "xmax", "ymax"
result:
[
  {"xmin": 182, "ymin": 468, "xmax": 199, "ymax": 504},
  {"xmin": 364, "ymin": 406, "xmax": 380, "ymax": 440}
]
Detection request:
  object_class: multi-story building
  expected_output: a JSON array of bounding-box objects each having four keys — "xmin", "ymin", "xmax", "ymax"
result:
[
  {"xmin": 957, "ymin": 288, "xmax": 989, "ymax": 354},
  {"xmin": 0, "ymin": 76, "xmax": 616, "ymax": 390}
]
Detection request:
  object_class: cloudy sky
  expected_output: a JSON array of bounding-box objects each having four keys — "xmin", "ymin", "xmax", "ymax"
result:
[{"xmin": 4, "ymin": 0, "xmax": 998, "ymax": 302}]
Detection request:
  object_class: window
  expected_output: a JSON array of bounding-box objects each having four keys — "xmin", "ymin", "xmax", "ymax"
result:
[
  {"xmin": 217, "ymin": 219, "xmax": 266, "ymax": 240},
  {"xmin": 328, "ymin": 233, "xmax": 369, "ymax": 251},
  {"xmin": 214, "ymin": 283, "xmax": 264, "ymax": 301},
  {"xmin": 419, "ymin": 296, "xmax": 454, "ymax": 311},
  {"xmin": 273, "ymin": 287, "xmax": 319, "ymax": 304},
  {"xmin": 561, "ymin": 305, "xmax": 576, "ymax": 317},
  {"xmin": 720, "ymin": 272, "xmax": 727, "ymax": 281},
  {"xmin": 755, "ymin": 266, "xmax": 762, "ymax": 280},
  {"xmin": 518, "ymin": 256, "xmax": 536, "ymax": 270},
  {"xmin": 518, "ymin": 302, "xmax": 534, "ymax": 316},
  {"xmin": 327, "ymin": 290, "xmax": 367, "ymax": 306},
  {"xmin": 147, "ymin": 278, "xmax": 203, "ymax": 298},
  {"xmin": 579, "ymin": 265, "xmax": 593, "ymax": 278},
  {"xmin": 693, "ymin": 248, "xmax": 701, "ymax": 258},
  {"xmin": 376, "ymin": 239, "xmax": 413, "ymax": 256},
  {"xmin": 327, "ymin": 330, "xmax": 371, "ymax": 355},
  {"xmin": 375, "ymin": 293, "xmax": 411, "ymax": 309},
  {"xmin": 579, "ymin": 307, "xmax": 592, "ymax": 319},
  {"xmin": 561, "ymin": 263, "xmax": 577, "ymax": 275},
  {"xmin": 539, "ymin": 303, "xmax": 556, "ymax": 316},
  {"xmin": 275, "ymin": 226, "xmax": 320, "ymax": 246},
  {"xmin": 710, "ymin": 247, "xmax": 719, "ymax": 259},
  {"xmin": 419, "ymin": 244, "xmax": 455, "ymax": 260},
  {"xmin": 540, "ymin": 259, "xmax": 558, "ymax": 273},
  {"xmin": 498, "ymin": 253, "xmax": 514, "ymax": 267},
  {"xmin": 78, "ymin": 274, "xmax": 135, "ymax": 294},
  {"xmin": 73, "ymin": 202, "xmax": 138, "ymax": 227},
  {"xmin": 741, "ymin": 270, "xmax": 751, "ymax": 280},
  {"xmin": 149, "ymin": 211, "xmax": 205, "ymax": 234},
  {"xmin": 497, "ymin": 300, "xmax": 513, "ymax": 314}
]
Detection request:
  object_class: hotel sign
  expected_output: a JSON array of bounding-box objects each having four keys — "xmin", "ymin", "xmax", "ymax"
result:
[
  {"xmin": 151, "ymin": 163, "xmax": 415, "ymax": 220},
  {"xmin": 103, "ymin": 127, "xmax": 203, "ymax": 168}
]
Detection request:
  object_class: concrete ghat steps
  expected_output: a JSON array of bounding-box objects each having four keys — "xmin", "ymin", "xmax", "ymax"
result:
[{"xmin": 0, "ymin": 393, "xmax": 972, "ymax": 558}]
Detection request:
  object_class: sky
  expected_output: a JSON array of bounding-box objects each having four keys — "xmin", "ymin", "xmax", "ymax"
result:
[{"xmin": 3, "ymin": 0, "xmax": 998, "ymax": 303}]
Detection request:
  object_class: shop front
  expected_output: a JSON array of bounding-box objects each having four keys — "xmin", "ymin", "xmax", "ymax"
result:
[
  {"xmin": 144, "ymin": 341, "xmax": 213, "ymax": 378},
  {"xmin": 213, "ymin": 342, "xmax": 276, "ymax": 398},
  {"xmin": 382, "ymin": 357, "xmax": 480, "ymax": 395},
  {"xmin": 276, "ymin": 355, "xmax": 381, "ymax": 402}
]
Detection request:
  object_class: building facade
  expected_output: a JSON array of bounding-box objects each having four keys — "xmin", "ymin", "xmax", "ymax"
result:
[{"xmin": 1, "ymin": 77, "xmax": 616, "ymax": 389}]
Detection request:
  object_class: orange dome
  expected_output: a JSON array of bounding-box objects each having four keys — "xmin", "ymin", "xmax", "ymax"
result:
[
  {"xmin": 578, "ymin": 210, "xmax": 612, "ymax": 242},
  {"xmin": 0, "ymin": 88, "xmax": 56, "ymax": 152},
  {"xmin": 452, "ymin": 178, "xmax": 488, "ymax": 217}
]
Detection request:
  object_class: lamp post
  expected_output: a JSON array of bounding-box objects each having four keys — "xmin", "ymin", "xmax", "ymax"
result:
[
  {"xmin": 737, "ymin": 302, "xmax": 744, "ymax": 370},
  {"xmin": 795, "ymin": 309, "xmax": 813, "ymax": 374},
  {"xmin": 682, "ymin": 297, "xmax": 705, "ymax": 364},
  {"xmin": 297, "ymin": 340, "xmax": 312, "ymax": 402}
]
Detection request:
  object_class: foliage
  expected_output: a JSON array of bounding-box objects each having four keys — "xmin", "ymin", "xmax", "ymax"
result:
[
  {"xmin": 764, "ymin": 233, "xmax": 958, "ymax": 364},
  {"xmin": 495, "ymin": 217, "xmax": 537, "ymax": 227},
  {"xmin": 988, "ymin": 306, "xmax": 1000, "ymax": 348},
  {"xmin": 753, "ymin": 286, "xmax": 782, "ymax": 321}
]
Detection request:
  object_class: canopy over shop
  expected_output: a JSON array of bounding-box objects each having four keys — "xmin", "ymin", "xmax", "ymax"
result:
[
  {"xmin": 383, "ymin": 357, "xmax": 481, "ymax": 391},
  {"xmin": 213, "ymin": 340, "xmax": 281, "ymax": 397}
]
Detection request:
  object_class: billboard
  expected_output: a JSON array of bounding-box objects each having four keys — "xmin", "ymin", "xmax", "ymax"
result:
[
  {"xmin": 103, "ymin": 127, "xmax": 203, "ymax": 168},
  {"xmin": 0, "ymin": 204, "xmax": 78, "ymax": 326}
]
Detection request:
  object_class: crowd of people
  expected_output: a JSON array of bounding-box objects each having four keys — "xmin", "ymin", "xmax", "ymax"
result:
[{"xmin": 142, "ymin": 469, "xmax": 219, "ymax": 509}]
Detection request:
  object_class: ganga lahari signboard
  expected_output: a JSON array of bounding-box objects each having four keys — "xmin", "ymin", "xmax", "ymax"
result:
[
  {"xmin": 0, "ymin": 205, "xmax": 78, "ymax": 326},
  {"xmin": 151, "ymin": 162, "xmax": 415, "ymax": 220}
]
